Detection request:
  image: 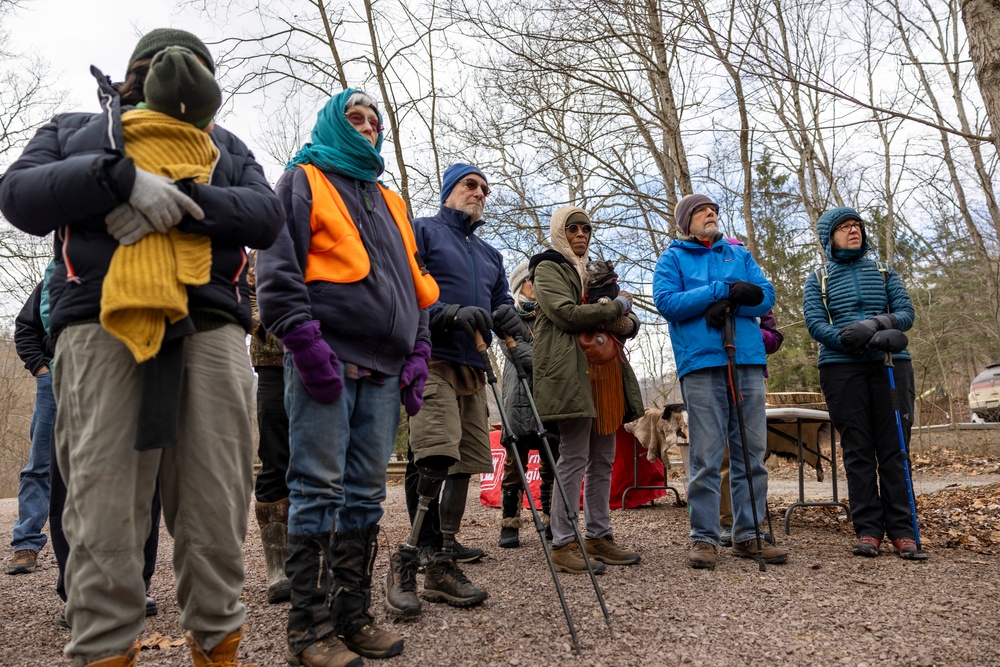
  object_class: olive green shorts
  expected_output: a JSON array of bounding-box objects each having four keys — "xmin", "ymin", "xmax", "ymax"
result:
[{"xmin": 408, "ymin": 371, "xmax": 492, "ymax": 475}]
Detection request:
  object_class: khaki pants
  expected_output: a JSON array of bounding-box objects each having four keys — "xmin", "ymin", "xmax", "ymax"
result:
[{"xmin": 55, "ymin": 324, "xmax": 254, "ymax": 665}]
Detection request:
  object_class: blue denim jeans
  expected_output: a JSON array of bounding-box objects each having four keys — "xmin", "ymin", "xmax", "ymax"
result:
[
  {"xmin": 11, "ymin": 371, "xmax": 55, "ymax": 553},
  {"xmin": 680, "ymin": 365, "xmax": 769, "ymax": 545},
  {"xmin": 284, "ymin": 356, "xmax": 401, "ymax": 536}
]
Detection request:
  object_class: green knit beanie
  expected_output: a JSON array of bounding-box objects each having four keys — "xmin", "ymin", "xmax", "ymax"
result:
[
  {"xmin": 129, "ymin": 28, "xmax": 215, "ymax": 74},
  {"xmin": 143, "ymin": 47, "xmax": 221, "ymax": 128}
]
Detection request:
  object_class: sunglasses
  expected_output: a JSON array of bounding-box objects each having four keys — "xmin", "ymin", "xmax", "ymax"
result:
[
  {"xmin": 834, "ymin": 221, "xmax": 864, "ymax": 233},
  {"xmin": 567, "ymin": 223, "xmax": 592, "ymax": 235},
  {"xmin": 460, "ymin": 177, "xmax": 490, "ymax": 197},
  {"xmin": 345, "ymin": 111, "xmax": 383, "ymax": 133}
]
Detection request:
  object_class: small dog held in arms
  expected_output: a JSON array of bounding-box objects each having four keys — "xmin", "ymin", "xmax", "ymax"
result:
[
  {"xmin": 585, "ymin": 259, "xmax": 634, "ymax": 337},
  {"xmin": 625, "ymin": 403, "xmax": 689, "ymax": 471}
]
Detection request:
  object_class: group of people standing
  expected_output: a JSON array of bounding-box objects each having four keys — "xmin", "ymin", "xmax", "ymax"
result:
[{"xmin": 0, "ymin": 26, "xmax": 925, "ymax": 667}]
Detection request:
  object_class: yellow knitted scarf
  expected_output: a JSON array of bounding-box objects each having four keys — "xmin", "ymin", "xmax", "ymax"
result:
[{"xmin": 100, "ymin": 109, "xmax": 218, "ymax": 362}]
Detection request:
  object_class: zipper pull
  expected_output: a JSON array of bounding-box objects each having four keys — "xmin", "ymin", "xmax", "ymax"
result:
[{"xmin": 363, "ymin": 190, "xmax": 373, "ymax": 212}]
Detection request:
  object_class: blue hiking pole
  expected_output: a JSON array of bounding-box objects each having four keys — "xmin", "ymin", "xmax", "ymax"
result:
[{"xmin": 883, "ymin": 352, "xmax": 924, "ymax": 556}]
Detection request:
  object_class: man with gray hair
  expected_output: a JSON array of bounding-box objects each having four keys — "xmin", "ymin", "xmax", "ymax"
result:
[
  {"xmin": 385, "ymin": 163, "xmax": 526, "ymax": 617},
  {"xmin": 652, "ymin": 194, "xmax": 789, "ymax": 570}
]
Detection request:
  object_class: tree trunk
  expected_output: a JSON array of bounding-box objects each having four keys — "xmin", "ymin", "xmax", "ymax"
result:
[{"xmin": 962, "ymin": 0, "xmax": 1000, "ymax": 155}]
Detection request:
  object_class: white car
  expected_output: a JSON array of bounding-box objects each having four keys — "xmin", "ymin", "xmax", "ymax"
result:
[{"xmin": 969, "ymin": 363, "xmax": 1000, "ymax": 422}]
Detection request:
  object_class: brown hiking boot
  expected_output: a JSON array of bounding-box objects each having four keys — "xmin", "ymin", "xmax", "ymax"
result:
[
  {"xmin": 584, "ymin": 536, "xmax": 641, "ymax": 565},
  {"xmin": 344, "ymin": 622, "xmax": 404, "ymax": 659},
  {"xmin": 688, "ymin": 541, "xmax": 718, "ymax": 570},
  {"xmin": 84, "ymin": 642, "xmax": 141, "ymax": 666},
  {"xmin": 422, "ymin": 554, "xmax": 489, "ymax": 607},
  {"xmin": 187, "ymin": 624, "xmax": 245, "ymax": 666},
  {"xmin": 551, "ymin": 541, "xmax": 606, "ymax": 575},
  {"xmin": 385, "ymin": 549, "xmax": 420, "ymax": 617},
  {"xmin": 286, "ymin": 637, "xmax": 362, "ymax": 667},
  {"xmin": 733, "ymin": 539, "xmax": 789, "ymax": 564},
  {"xmin": 6, "ymin": 549, "xmax": 38, "ymax": 575}
]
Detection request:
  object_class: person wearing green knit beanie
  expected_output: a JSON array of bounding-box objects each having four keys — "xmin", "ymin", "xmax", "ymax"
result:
[{"xmin": 141, "ymin": 46, "xmax": 221, "ymax": 129}]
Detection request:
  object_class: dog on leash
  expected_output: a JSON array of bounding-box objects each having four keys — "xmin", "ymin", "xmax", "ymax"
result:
[{"xmin": 625, "ymin": 403, "xmax": 688, "ymax": 471}]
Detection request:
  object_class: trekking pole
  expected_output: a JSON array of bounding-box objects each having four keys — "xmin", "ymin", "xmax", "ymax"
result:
[
  {"xmin": 497, "ymin": 333, "xmax": 613, "ymax": 633},
  {"xmin": 883, "ymin": 352, "xmax": 924, "ymax": 555},
  {"xmin": 723, "ymin": 313, "xmax": 767, "ymax": 572},
  {"xmin": 472, "ymin": 332, "xmax": 582, "ymax": 655}
]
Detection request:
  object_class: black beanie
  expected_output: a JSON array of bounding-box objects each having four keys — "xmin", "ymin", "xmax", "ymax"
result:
[
  {"xmin": 674, "ymin": 193, "xmax": 719, "ymax": 235},
  {"xmin": 143, "ymin": 46, "xmax": 221, "ymax": 127},
  {"xmin": 130, "ymin": 28, "xmax": 215, "ymax": 74}
]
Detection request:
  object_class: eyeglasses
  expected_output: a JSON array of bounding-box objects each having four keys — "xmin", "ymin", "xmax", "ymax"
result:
[
  {"xmin": 834, "ymin": 221, "xmax": 864, "ymax": 233},
  {"xmin": 460, "ymin": 177, "xmax": 490, "ymax": 197},
  {"xmin": 567, "ymin": 223, "xmax": 592, "ymax": 235},
  {"xmin": 345, "ymin": 111, "xmax": 382, "ymax": 133}
]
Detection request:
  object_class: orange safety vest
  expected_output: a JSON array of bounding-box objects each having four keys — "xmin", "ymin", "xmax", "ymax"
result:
[{"xmin": 299, "ymin": 163, "xmax": 439, "ymax": 308}]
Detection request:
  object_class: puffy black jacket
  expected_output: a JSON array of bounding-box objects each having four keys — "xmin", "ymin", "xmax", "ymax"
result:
[{"xmin": 0, "ymin": 67, "xmax": 284, "ymax": 335}]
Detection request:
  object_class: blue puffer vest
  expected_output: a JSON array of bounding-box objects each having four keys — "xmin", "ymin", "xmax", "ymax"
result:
[{"xmin": 802, "ymin": 207, "xmax": 914, "ymax": 367}]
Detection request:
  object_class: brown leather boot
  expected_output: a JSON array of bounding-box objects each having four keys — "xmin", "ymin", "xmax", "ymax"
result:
[
  {"xmin": 84, "ymin": 642, "xmax": 141, "ymax": 667},
  {"xmin": 255, "ymin": 498, "xmax": 291, "ymax": 604},
  {"xmin": 688, "ymin": 541, "xmax": 718, "ymax": 570},
  {"xmin": 187, "ymin": 625, "xmax": 245, "ymax": 667},
  {"xmin": 550, "ymin": 541, "xmax": 606, "ymax": 575},
  {"xmin": 285, "ymin": 638, "xmax": 362, "ymax": 667}
]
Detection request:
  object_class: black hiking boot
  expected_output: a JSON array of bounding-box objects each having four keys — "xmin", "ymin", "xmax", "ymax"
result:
[
  {"xmin": 385, "ymin": 548, "xmax": 421, "ymax": 617},
  {"xmin": 498, "ymin": 487, "xmax": 522, "ymax": 549},
  {"xmin": 422, "ymin": 553, "xmax": 488, "ymax": 607}
]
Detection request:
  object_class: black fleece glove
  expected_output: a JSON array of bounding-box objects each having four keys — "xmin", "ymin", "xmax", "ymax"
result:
[
  {"xmin": 867, "ymin": 329, "xmax": 908, "ymax": 353},
  {"xmin": 839, "ymin": 319, "xmax": 880, "ymax": 352},
  {"xmin": 492, "ymin": 304, "xmax": 525, "ymax": 339},
  {"xmin": 727, "ymin": 281, "xmax": 764, "ymax": 307},
  {"xmin": 704, "ymin": 299, "xmax": 731, "ymax": 329},
  {"xmin": 450, "ymin": 306, "xmax": 493, "ymax": 341}
]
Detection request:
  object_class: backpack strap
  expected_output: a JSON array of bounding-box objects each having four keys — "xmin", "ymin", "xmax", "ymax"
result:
[{"xmin": 814, "ymin": 266, "xmax": 832, "ymax": 324}]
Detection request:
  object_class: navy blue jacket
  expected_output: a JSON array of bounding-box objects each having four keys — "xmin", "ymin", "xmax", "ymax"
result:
[
  {"xmin": 803, "ymin": 207, "xmax": 913, "ymax": 367},
  {"xmin": 412, "ymin": 206, "xmax": 513, "ymax": 369},
  {"xmin": 0, "ymin": 68, "xmax": 284, "ymax": 335},
  {"xmin": 257, "ymin": 167, "xmax": 430, "ymax": 375},
  {"xmin": 14, "ymin": 281, "xmax": 54, "ymax": 376}
]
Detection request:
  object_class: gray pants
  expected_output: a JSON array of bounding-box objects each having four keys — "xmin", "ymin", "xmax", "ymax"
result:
[
  {"xmin": 54, "ymin": 324, "xmax": 254, "ymax": 666},
  {"xmin": 549, "ymin": 417, "xmax": 615, "ymax": 548}
]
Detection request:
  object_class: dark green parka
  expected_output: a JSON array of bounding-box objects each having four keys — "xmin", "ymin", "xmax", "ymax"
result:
[{"xmin": 529, "ymin": 249, "xmax": 643, "ymax": 424}]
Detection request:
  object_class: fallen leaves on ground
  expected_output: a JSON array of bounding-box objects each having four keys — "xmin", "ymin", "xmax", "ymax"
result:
[
  {"xmin": 772, "ymin": 449, "xmax": 1000, "ymax": 554},
  {"xmin": 140, "ymin": 633, "xmax": 186, "ymax": 651}
]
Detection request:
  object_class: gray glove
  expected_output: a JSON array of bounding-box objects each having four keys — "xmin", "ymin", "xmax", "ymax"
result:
[
  {"xmin": 129, "ymin": 168, "xmax": 204, "ymax": 232},
  {"xmin": 106, "ymin": 204, "xmax": 156, "ymax": 246}
]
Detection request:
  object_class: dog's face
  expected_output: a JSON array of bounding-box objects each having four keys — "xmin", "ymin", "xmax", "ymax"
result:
[
  {"xmin": 659, "ymin": 403, "xmax": 688, "ymax": 446},
  {"xmin": 585, "ymin": 260, "xmax": 619, "ymax": 303}
]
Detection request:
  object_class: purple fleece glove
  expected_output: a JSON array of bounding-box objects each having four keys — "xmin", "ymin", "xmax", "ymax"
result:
[
  {"xmin": 400, "ymin": 341, "xmax": 432, "ymax": 416},
  {"xmin": 281, "ymin": 320, "xmax": 343, "ymax": 404}
]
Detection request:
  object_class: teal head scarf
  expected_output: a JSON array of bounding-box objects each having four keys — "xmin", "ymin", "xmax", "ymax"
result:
[{"xmin": 287, "ymin": 89, "xmax": 385, "ymax": 182}]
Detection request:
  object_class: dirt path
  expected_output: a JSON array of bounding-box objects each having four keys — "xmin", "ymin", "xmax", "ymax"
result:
[{"xmin": 2, "ymin": 474, "xmax": 999, "ymax": 667}]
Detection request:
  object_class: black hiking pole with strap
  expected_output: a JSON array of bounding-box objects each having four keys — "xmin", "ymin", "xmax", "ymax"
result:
[
  {"xmin": 473, "ymin": 332, "xmax": 585, "ymax": 655},
  {"xmin": 723, "ymin": 313, "xmax": 767, "ymax": 572},
  {"xmin": 497, "ymin": 334, "xmax": 613, "ymax": 634},
  {"xmin": 883, "ymin": 351, "xmax": 925, "ymax": 557}
]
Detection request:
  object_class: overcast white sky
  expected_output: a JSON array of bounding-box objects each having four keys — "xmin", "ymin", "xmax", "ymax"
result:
[{"xmin": 6, "ymin": 0, "xmax": 276, "ymax": 176}]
